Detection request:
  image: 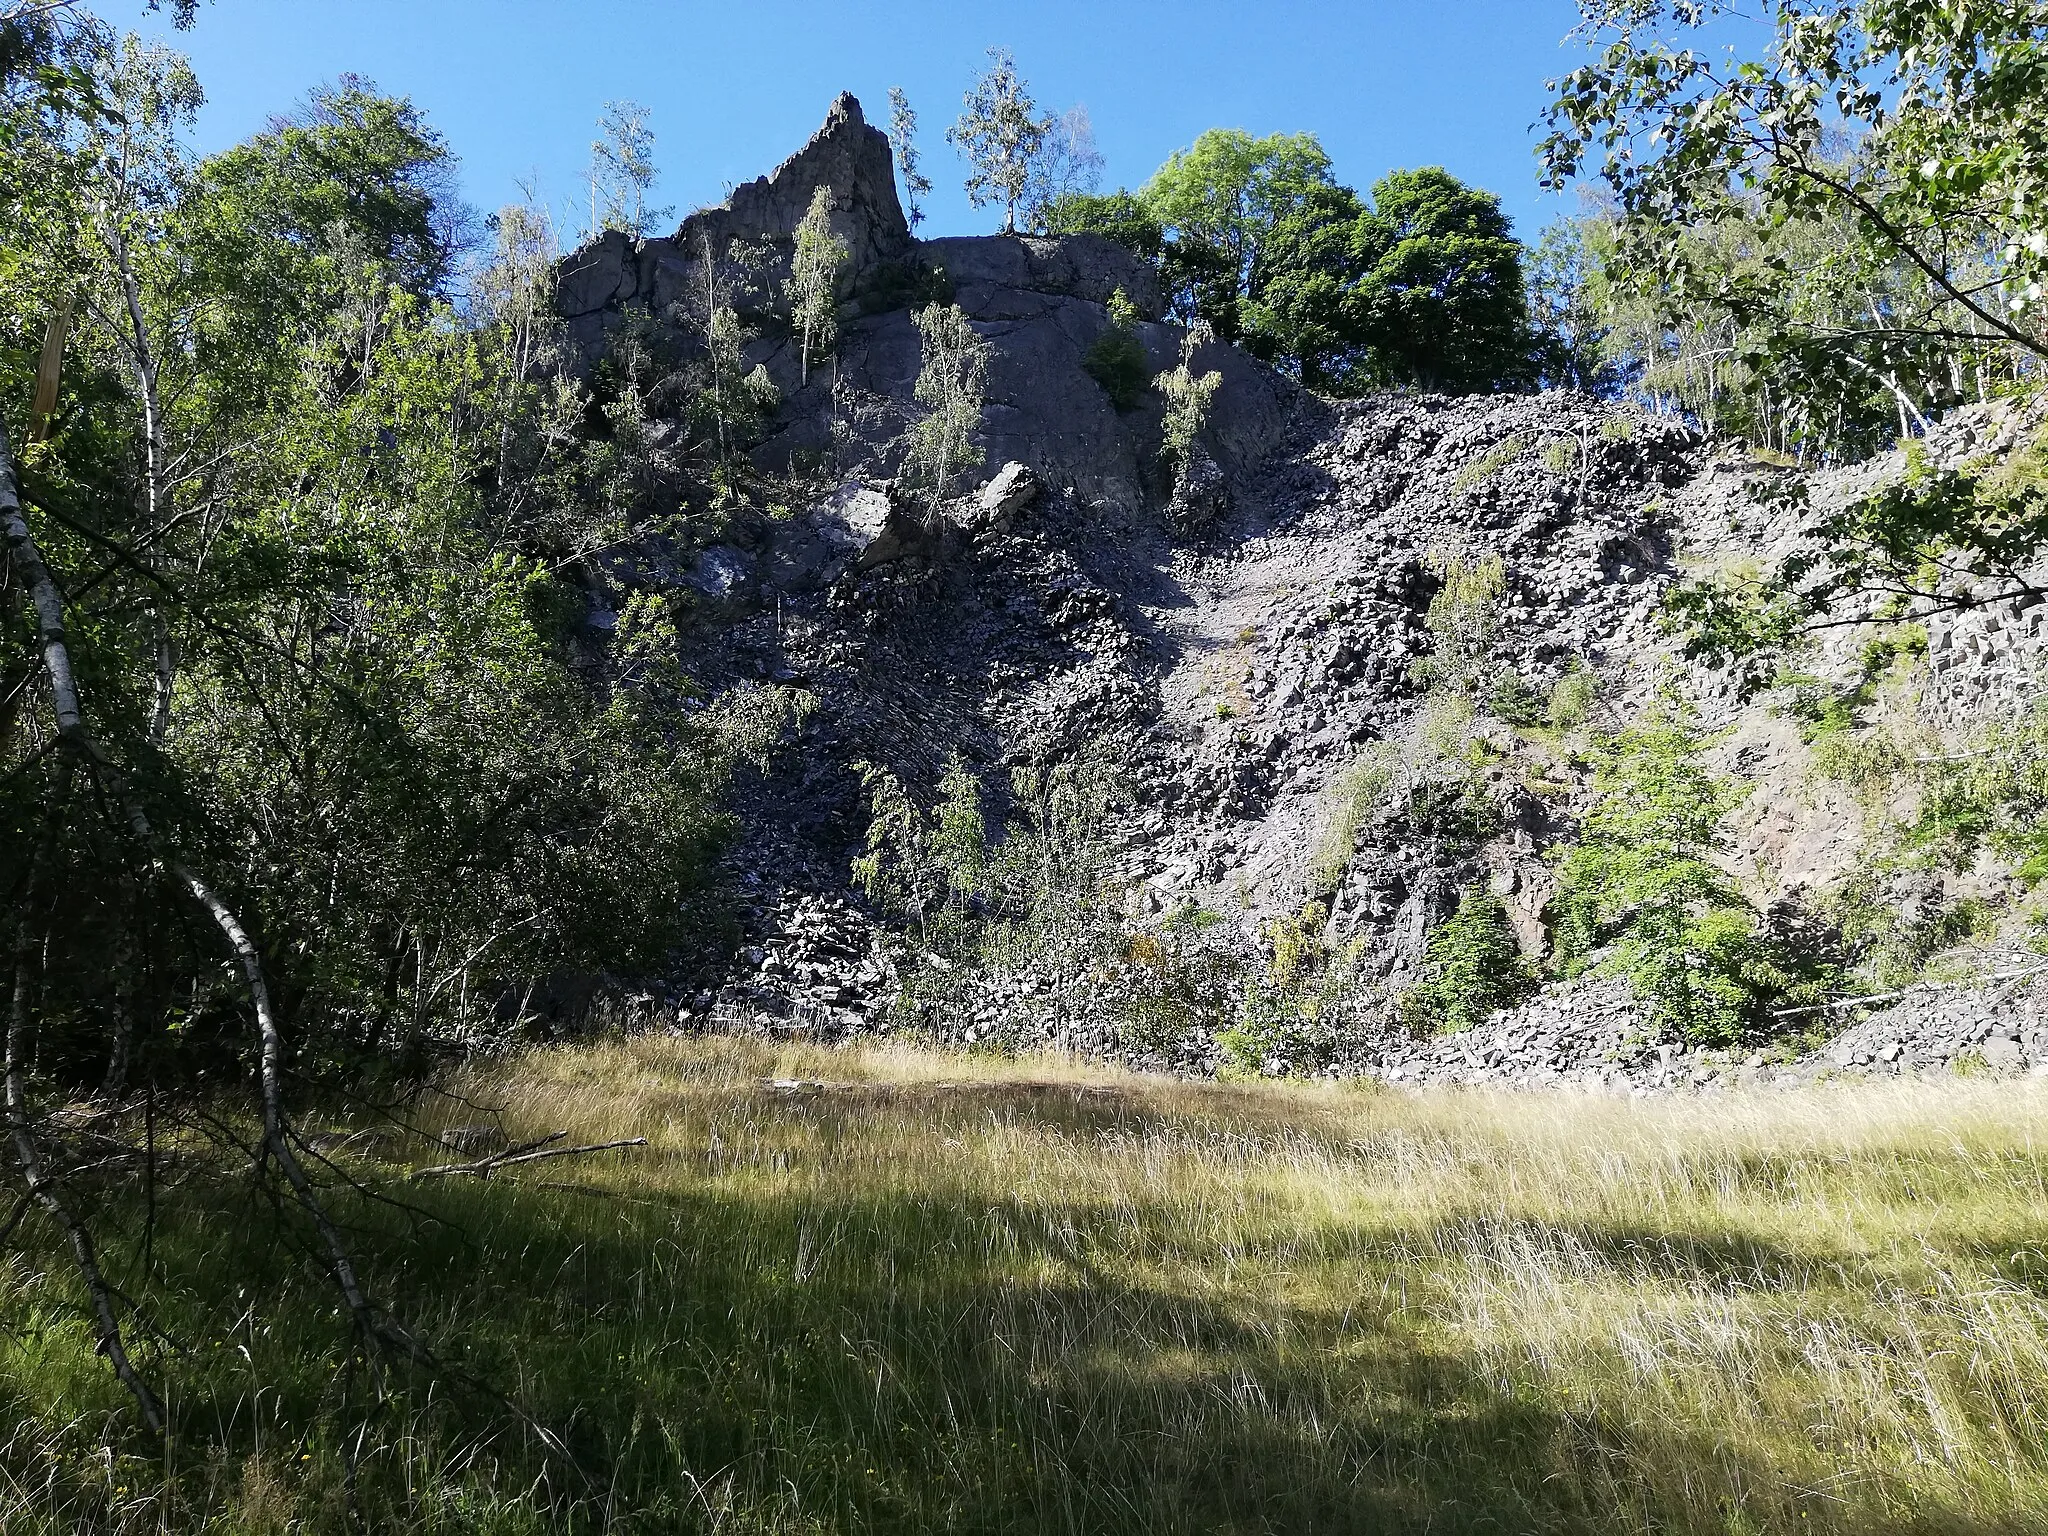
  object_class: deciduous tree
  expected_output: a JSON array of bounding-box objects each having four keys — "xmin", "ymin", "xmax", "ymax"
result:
[
  {"xmin": 946, "ymin": 47, "xmax": 1050, "ymax": 235},
  {"xmin": 887, "ymin": 85, "xmax": 932, "ymax": 230},
  {"xmin": 786, "ymin": 185, "xmax": 849, "ymax": 384}
]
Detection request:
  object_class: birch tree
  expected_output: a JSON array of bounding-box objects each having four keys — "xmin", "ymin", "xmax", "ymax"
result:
[
  {"xmin": 1024, "ymin": 104, "xmax": 1104, "ymax": 228},
  {"xmin": 888, "ymin": 85, "xmax": 932, "ymax": 230},
  {"xmin": 786, "ymin": 185, "xmax": 849, "ymax": 385},
  {"xmin": 904, "ymin": 302, "xmax": 990, "ymax": 509},
  {"xmin": 946, "ymin": 47, "xmax": 1052, "ymax": 235},
  {"xmin": 2, "ymin": 25, "xmax": 763, "ymax": 1423},
  {"xmin": 589, "ymin": 97, "xmax": 671, "ymax": 237}
]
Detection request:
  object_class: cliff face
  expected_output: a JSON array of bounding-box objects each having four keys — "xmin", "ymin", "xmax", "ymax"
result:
[
  {"xmin": 556, "ymin": 93, "xmax": 910, "ymax": 345},
  {"xmin": 552, "ymin": 95, "xmax": 1290, "ymax": 511},
  {"xmin": 548, "ymin": 97, "xmax": 2048, "ymax": 1083}
]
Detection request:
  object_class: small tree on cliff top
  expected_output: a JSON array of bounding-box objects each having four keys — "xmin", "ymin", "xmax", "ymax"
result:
[
  {"xmin": 947, "ymin": 47, "xmax": 1051, "ymax": 235},
  {"xmin": 589, "ymin": 99, "xmax": 671, "ymax": 237},
  {"xmin": 888, "ymin": 86, "xmax": 932, "ymax": 230}
]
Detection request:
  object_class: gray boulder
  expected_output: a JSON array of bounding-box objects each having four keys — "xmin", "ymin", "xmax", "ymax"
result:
[
  {"xmin": 555, "ymin": 228, "xmax": 637, "ymax": 317},
  {"xmin": 766, "ymin": 482, "xmax": 926, "ymax": 592},
  {"xmin": 974, "ymin": 461, "xmax": 1041, "ymax": 534},
  {"xmin": 683, "ymin": 544, "xmax": 753, "ymax": 600}
]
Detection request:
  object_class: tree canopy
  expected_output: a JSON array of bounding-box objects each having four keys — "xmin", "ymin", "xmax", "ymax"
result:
[
  {"xmin": 1541, "ymin": 0, "xmax": 2048, "ymax": 458},
  {"xmin": 1047, "ymin": 133, "xmax": 1539, "ymax": 395}
]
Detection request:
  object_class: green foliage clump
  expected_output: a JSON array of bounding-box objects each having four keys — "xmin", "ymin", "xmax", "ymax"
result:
[
  {"xmin": 1541, "ymin": 3, "xmax": 2048, "ymax": 462},
  {"xmin": 1547, "ymin": 659, "xmax": 1598, "ymax": 731},
  {"xmin": 1412, "ymin": 550, "xmax": 1508, "ymax": 695},
  {"xmin": 1485, "ymin": 670, "xmax": 1544, "ymax": 728},
  {"xmin": 1155, "ymin": 324, "xmax": 1222, "ymax": 481},
  {"xmin": 903, "ymin": 302, "xmax": 991, "ymax": 507},
  {"xmin": 1787, "ymin": 623, "xmax": 1928, "ymax": 743},
  {"xmin": 1550, "ymin": 701, "xmax": 1829, "ymax": 1041},
  {"xmin": 1114, "ymin": 903, "xmax": 1238, "ymax": 1054},
  {"xmin": 1218, "ymin": 902, "xmax": 1360, "ymax": 1077},
  {"xmin": 1083, "ymin": 287, "xmax": 1150, "ymax": 410},
  {"xmin": 1243, "ymin": 166, "xmax": 1539, "ymax": 394},
  {"xmin": 1403, "ymin": 884, "xmax": 1535, "ymax": 1033},
  {"xmin": 1140, "ymin": 128, "xmax": 1336, "ymax": 337},
  {"xmin": 1311, "ymin": 751, "xmax": 1395, "ymax": 897},
  {"xmin": 852, "ymin": 752, "xmax": 1131, "ymax": 1031},
  {"xmin": 1823, "ymin": 872, "xmax": 1994, "ymax": 992},
  {"xmin": 786, "ymin": 185, "xmax": 850, "ymax": 384},
  {"xmin": 1037, "ymin": 189, "xmax": 1166, "ymax": 260}
]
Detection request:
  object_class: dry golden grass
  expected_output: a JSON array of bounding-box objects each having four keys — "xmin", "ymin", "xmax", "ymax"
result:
[{"xmin": 6, "ymin": 1036, "xmax": 2048, "ymax": 1533}]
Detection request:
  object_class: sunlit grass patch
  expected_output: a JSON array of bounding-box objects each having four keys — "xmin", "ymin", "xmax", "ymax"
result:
[{"xmin": 5, "ymin": 1042, "xmax": 2048, "ymax": 1532}]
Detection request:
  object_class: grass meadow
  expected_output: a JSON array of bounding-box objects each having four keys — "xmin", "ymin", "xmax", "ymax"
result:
[{"xmin": 5, "ymin": 1037, "xmax": 2048, "ymax": 1533}]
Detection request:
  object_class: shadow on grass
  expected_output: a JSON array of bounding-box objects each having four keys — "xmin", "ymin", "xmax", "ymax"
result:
[{"xmin": 3, "ymin": 1104, "xmax": 2042, "ymax": 1535}]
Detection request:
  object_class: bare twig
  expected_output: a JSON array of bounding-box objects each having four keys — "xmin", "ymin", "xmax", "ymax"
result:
[{"xmin": 410, "ymin": 1137, "xmax": 647, "ymax": 1182}]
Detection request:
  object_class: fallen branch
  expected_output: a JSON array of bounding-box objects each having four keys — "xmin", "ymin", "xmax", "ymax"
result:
[
  {"xmin": 410, "ymin": 1137, "xmax": 647, "ymax": 1181},
  {"xmin": 1771, "ymin": 962, "xmax": 2048, "ymax": 1018}
]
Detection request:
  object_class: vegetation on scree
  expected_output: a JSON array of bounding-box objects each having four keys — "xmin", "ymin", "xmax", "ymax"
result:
[{"xmin": 6, "ymin": 0, "xmax": 2048, "ymax": 1529}]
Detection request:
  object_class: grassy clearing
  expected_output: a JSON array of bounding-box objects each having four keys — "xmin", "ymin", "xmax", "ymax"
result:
[{"xmin": 6, "ymin": 1038, "xmax": 2048, "ymax": 1533}]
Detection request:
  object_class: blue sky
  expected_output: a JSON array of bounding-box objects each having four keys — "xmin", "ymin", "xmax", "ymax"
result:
[{"xmin": 107, "ymin": 0, "xmax": 1611, "ymax": 245}]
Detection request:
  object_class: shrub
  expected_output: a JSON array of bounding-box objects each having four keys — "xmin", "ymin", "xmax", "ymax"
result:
[
  {"xmin": 1311, "ymin": 749, "xmax": 1395, "ymax": 896},
  {"xmin": 853, "ymin": 752, "xmax": 1132, "ymax": 1027},
  {"xmin": 1156, "ymin": 323, "xmax": 1222, "ymax": 480},
  {"xmin": 1113, "ymin": 903, "xmax": 1239, "ymax": 1054},
  {"xmin": 1218, "ymin": 902, "xmax": 1361, "ymax": 1076},
  {"xmin": 1083, "ymin": 287, "xmax": 1150, "ymax": 410},
  {"xmin": 1547, "ymin": 659, "xmax": 1597, "ymax": 730},
  {"xmin": 1403, "ymin": 884, "xmax": 1536, "ymax": 1033},
  {"xmin": 1550, "ymin": 699, "xmax": 1832, "ymax": 1041},
  {"xmin": 1410, "ymin": 550, "xmax": 1507, "ymax": 699},
  {"xmin": 1486, "ymin": 670, "xmax": 1544, "ymax": 727}
]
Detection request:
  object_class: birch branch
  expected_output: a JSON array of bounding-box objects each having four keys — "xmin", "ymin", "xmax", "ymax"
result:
[
  {"xmin": 3, "ymin": 403, "xmax": 423, "ymax": 1384},
  {"xmin": 410, "ymin": 1136, "xmax": 648, "ymax": 1181},
  {"xmin": 1772, "ymin": 962, "xmax": 2048, "ymax": 1018}
]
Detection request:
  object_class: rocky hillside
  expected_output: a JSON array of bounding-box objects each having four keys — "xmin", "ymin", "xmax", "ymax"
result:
[{"xmin": 555, "ymin": 96, "xmax": 2048, "ymax": 1084}]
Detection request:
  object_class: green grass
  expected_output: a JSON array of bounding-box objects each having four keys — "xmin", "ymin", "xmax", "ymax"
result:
[
  {"xmin": 1453, "ymin": 433, "xmax": 1530, "ymax": 491},
  {"xmin": 7, "ymin": 1038, "xmax": 2048, "ymax": 1533}
]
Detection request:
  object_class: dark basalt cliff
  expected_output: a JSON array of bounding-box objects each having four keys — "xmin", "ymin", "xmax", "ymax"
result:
[
  {"xmin": 548, "ymin": 97, "xmax": 2048, "ymax": 1087},
  {"xmin": 553, "ymin": 93, "xmax": 1290, "ymax": 510}
]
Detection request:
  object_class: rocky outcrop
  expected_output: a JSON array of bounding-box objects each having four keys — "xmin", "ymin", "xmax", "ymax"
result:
[
  {"xmin": 552, "ymin": 95, "xmax": 1298, "ymax": 510},
  {"xmin": 919, "ymin": 233, "xmax": 1165, "ymax": 319},
  {"xmin": 555, "ymin": 92, "xmax": 910, "ymax": 358},
  {"xmin": 681, "ymin": 92, "xmax": 911, "ymax": 290}
]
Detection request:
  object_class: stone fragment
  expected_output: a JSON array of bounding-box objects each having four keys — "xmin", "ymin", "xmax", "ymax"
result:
[{"xmin": 976, "ymin": 461, "xmax": 1041, "ymax": 533}]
